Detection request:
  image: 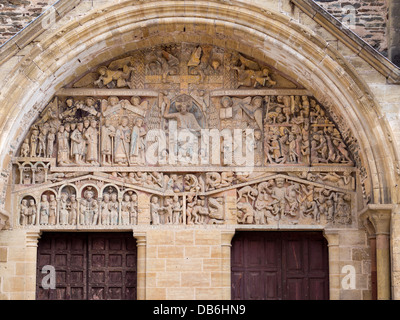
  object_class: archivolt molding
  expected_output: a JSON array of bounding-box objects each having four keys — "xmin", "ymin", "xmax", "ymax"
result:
[{"xmin": 0, "ymin": 0, "xmax": 397, "ymax": 217}]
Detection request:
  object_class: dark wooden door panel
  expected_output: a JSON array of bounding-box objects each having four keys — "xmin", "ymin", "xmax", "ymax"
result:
[
  {"xmin": 231, "ymin": 232, "xmax": 329, "ymax": 300},
  {"xmin": 88, "ymin": 233, "xmax": 137, "ymax": 300},
  {"xmin": 37, "ymin": 232, "xmax": 137, "ymax": 300},
  {"xmin": 37, "ymin": 233, "xmax": 87, "ymax": 300}
]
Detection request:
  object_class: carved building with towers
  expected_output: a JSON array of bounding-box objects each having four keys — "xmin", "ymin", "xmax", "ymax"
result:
[{"xmin": 0, "ymin": 0, "xmax": 399, "ymax": 300}]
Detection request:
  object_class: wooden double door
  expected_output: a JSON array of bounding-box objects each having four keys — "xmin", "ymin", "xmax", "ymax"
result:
[
  {"xmin": 36, "ymin": 232, "xmax": 137, "ymax": 300},
  {"xmin": 231, "ymin": 231, "xmax": 329, "ymax": 300}
]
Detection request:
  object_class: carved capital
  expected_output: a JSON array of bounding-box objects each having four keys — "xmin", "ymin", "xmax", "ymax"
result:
[
  {"xmin": 360, "ymin": 204, "xmax": 393, "ymax": 236},
  {"xmin": 323, "ymin": 229, "xmax": 339, "ymax": 246},
  {"xmin": 25, "ymin": 230, "xmax": 41, "ymax": 247},
  {"xmin": 133, "ymin": 231, "xmax": 147, "ymax": 247},
  {"xmin": 221, "ymin": 229, "xmax": 236, "ymax": 247},
  {"xmin": 0, "ymin": 209, "xmax": 10, "ymax": 230}
]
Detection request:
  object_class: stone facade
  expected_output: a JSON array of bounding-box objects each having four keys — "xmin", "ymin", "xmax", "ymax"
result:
[
  {"xmin": 314, "ymin": 0, "xmax": 388, "ymax": 55},
  {"xmin": 0, "ymin": 0, "xmax": 51, "ymax": 46},
  {"xmin": 0, "ymin": 0, "xmax": 399, "ymax": 301},
  {"xmin": 0, "ymin": 1, "xmax": 391, "ymax": 57}
]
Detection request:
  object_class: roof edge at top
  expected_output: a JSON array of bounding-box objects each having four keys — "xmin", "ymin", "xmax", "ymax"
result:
[{"xmin": 291, "ymin": 0, "xmax": 400, "ymax": 84}]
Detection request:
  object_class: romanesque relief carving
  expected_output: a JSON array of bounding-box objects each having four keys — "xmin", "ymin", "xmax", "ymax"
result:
[
  {"xmin": 150, "ymin": 195, "xmax": 184, "ymax": 225},
  {"xmin": 232, "ymin": 54, "xmax": 277, "ymax": 89},
  {"xmin": 18, "ymin": 178, "xmax": 140, "ymax": 227},
  {"xmin": 12, "ymin": 43, "xmax": 363, "ymax": 230},
  {"xmin": 185, "ymin": 194, "xmax": 225, "ymax": 225},
  {"xmin": 19, "ymin": 196, "xmax": 36, "ymax": 226},
  {"xmin": 236, "ymin": 176, "xmax": 352, "ymax": 226}
]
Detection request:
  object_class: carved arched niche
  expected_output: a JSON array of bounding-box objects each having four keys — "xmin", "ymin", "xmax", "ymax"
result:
[{"xmin": 11, "ymin": 43, "xmax": 367, "ymax": 230}]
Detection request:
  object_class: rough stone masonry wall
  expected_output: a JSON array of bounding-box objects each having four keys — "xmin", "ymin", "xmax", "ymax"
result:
[
  {"xmin": 314, "ymin": 0, "xmax": 388, "ymax": 55},
  {"xmin": 0, "ymin": 0, "xmax": 51, "ymax": 46}
]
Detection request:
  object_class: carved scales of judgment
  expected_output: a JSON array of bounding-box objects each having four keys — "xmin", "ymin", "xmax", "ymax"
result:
[{"xmin": 12, "ymin": 43, "xmax": 367, "ymax": 229}]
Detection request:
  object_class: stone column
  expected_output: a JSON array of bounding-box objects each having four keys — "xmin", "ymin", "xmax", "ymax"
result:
[
  {"xmin": 364, "ymin": 205, "xmax": 392, "ymax": 300},
  {"xmin": 133, "ymin": 231, "xmax": 146, "ymax": 300},
  {"xmin": 25, "ymin": 230, "xmax": 41, "ymax": 300},
  {"xmin": 370, "ymin": 236, "xmax": 377, "ymax": 300},
  {"xmin": 221, "ymin": 229, "xmax": 235, "ymax": 300},
  {"xmin": 360, "ymin": 210, "xmax": 377, "ymax": 300},
  {"xmin": 323, "ymin": 229, "xmax": 340, "ymax": 300}
]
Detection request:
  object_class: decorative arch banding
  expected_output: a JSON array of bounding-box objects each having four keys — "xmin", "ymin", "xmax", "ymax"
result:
[{"xmin": 0, "ymin": 1, "xmax": 396, "ymax": 231}]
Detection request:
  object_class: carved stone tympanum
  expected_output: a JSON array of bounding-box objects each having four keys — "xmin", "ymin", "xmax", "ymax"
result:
[{"xmin": 13, "ymin": 43, "xmax": 362, "ymax": 229}]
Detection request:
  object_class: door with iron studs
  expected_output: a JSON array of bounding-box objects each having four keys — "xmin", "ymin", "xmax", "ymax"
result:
[{"xmin": 36, "ymin": 232, "xmax": 137, "ymax": 300}]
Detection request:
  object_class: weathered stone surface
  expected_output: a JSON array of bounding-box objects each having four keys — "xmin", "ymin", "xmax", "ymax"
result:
[{"xmin": 0, "ymin": 0, "xmax": 398, "ymax": 302}]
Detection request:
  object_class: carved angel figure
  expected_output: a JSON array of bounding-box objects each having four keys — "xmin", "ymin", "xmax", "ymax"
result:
[
  {"xmin": 94, "ymin": 65, "xmax": 133, "ymax": 89},
  {"xmin": 233, "ymin": 55, "xmax": 276, "ymax": 88}
]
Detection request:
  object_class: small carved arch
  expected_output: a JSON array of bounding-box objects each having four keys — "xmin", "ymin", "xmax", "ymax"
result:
[
  {"xmin": 59, "ymin": 184, "xmax": 78, "ymax": 198},
  {"xmin": 101, "ymin": 184, "xmax": 121, "ymax": 199},
  {"xmin": 120, "ymin": 190, "xmax": 139, "ymax": 225},
  {"xmin": 38, "ymin": 189, "xmax": 57, "ymax": 226},
  {"xmin": 19, "ymin": 195, "xmax": 37, "ymax": 226},
  {"xmin": 79, "ymin": 184, "xmax": 100, "ymax": 198}
]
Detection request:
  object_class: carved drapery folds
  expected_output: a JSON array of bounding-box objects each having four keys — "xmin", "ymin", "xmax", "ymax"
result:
[{"xmin": 12, "ymin": 43, "xmax": 364, "ymax": 230}]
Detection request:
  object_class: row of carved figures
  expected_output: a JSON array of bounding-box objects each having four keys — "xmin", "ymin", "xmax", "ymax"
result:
[
  {"xmin": 20, "ymin": 189, "xmax": 138, "ymax": 226},
  {"xmin": 19, "ymin": 93, "xmax": 354, "ymax": 167},
  {"xmin": 236, "ymin": 178, "xmax": 352, "ymax": 226},
  {"xmin": 19, "ymin": 189, "xmax": 225, "ymax": 227},
  {"xmin": 150, "ymin": 194, "xmax": 225, "ymax": 226}
]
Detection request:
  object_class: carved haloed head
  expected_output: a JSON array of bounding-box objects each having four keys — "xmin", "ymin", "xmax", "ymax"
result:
[
  {"xmin": 66, "ymin": 97, "xmax": 74, "ymax": 107},
  {"xmin": 98, "ymin": 66, "xmax": 107, "ymax": 76},
  {"xmin": 131, "ymin": 96, "xmax": 141, "ymax": 106},
  {"xmin": 85, "ymin": 190, "xmax": 94, "ymax": 200},
  {"xmin": 221, "ymin": 96, "xmax": 233, "ymax": 108},
  {"xmin": 262, "ymin": 67, "xmax": 270, "ymax": 76},
  {"xmin": 176, "ymin": 101, "xmax": 188, "ymax": 114},
  {"xmin": 175, "ymin": 96, "xmax": 192, "ymax": 114},
  {"xmin": 109, "ymin": 96, "xmax": 119, "ymax": 106}
]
